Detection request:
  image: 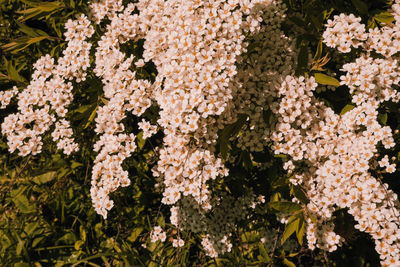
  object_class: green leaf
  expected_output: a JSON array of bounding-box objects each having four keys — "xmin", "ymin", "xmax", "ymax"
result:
[
  {"xmin": 374, "ymin": 12, "xmax": 395, "ymax": 24},
  {"xmin": 71, "ymin": 161, "xmax": 83, "ymax": 169},
  {"xmin": 313, "ymin": 39, "xmax": 323, "ymax": 61},
  {"xmin": 15, "ymin": 21, "xmax": 49, "ymax": 37},
  {"xmin": 295, "ymin": 216, "xmax": 305, "ymax": 246},
  {"xmin": 270, "ymin": 201, "xmax": 302, "ymax": 213},
  {"xmin": 340, "ymin": 104, "xmax": 355, "ymax": 115},
  {"xmin": 33, "ymin": 171, "xmax": 57, "ymax": 184},
  {"xmin": 16, "ymin": 237, "xmax": 24, "ymax": 256},
  {"xmin": 351, "ymin": 0, "xmax": 368, "ymax": 15},
  {"xmin": 32, "ymin": 236, "xmax": 45, "ymax": 248},
  {"xmin": 378, "ymin": 113, "xmax": 387, "ymax": 125},
  {"xmin": 4, "ymin": 58, "xmax": 25, "ymax": 82},
  {"xmin": 24, "ymin": 222, "xmax": 39, "ymax": 236},
  {"xmin": 283, "ymin": 258, "xmax": 296, "ymax": 267},
  {"xmin": 136, "ymin": 131, "xmax": 146, "ymax": 150},
  {"xmin": 128, "ymin": 227, "xmax": 143, "ymax": 243},
  {"xmin": 84, "ymin": 106, "xmax": 98, "ymax": 129},
  {"xmin": 292, "ymin": 186, "xmax": 309, "ymax": 204},
  {"xmin": 220, "ymin": 114, "xmax": 247, "ymax": 139},
  {"xmin": 281, "ymin": 217, "xmax": 300, "ymax": 245},
  {"xmin": 314, "ymin": 73, "xmax": 340, "ymax": 86},
  {"xmin": 11, "ymin": 190, "xmax": 35, "ymax": 214},
  {"xmin": 74, "ymin": 240, "xmax": 84, "ymax": 250},
  {"xmin": 258, "ymin": 243, "xmax": 271, "ymax": 263}
]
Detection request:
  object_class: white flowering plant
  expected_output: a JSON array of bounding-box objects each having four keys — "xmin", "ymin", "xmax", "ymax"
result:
[{"xmin": 1, "ymin": 0, "xmax": 400, "ymax": 266}]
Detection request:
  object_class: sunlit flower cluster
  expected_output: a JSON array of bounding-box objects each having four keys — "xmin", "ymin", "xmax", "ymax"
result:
[
  {"xmin": 1, "ymin": 15, "xmax": 93, "ymax": 157},
  {"xmin": 323, "ymin": 13, "xmax": 367, "ymax": 52}
]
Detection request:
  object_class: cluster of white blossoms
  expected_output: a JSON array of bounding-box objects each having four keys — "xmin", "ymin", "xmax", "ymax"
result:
[
  {"xmin": 265, "ymin": 5, "xmax": 400, "ymax": 265},
  {"xmin": 1, "ymin": 15, "xmax": 93, "ymax": 156},
  {"xmin": 51, "ymin": 119, "xmax": 79, "ymax": 155},
  {"xmin": 133, "ymin": 0, "xmax": 269, "ymax": 211},
  {"xmin": 149, "ymin": 226, "xmax": 167, "ymax": 243},
  {"xmin": 323, "ymin": 13, "xmax": 367, "ymax": 53},
  {"xmin": 138, "ymin": 119, "xmax": 157, "ymax": 139},
  {"xmin": 0, "ymin": 86, "xmax": 18, "ymax": 109},
  {"xmin": 89, "ymin": 1, "xmax": 155, "ymax": 218}
]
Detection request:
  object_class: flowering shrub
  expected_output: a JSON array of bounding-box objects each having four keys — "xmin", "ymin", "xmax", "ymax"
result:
[{"xmin": 1, "ymin": 0, "xmax": 400, "ymax": 266}]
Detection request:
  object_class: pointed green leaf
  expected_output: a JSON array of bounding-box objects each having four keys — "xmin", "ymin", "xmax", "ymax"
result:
[
  {"xmin": 258, "ymin": 243, "xmax": 271, "ymax": 262},
  {"xmin": 33, "ymin": 171, "xmax": 57, "ymax": 184},
  {"xmin": 340, "ymin": 104, "xmax": 355, "ymax": 115},
  {"xmin": 314, "ymin": 73, "xmax": 340, "ymax": 86},
  {"xmin": 270, "ymin": 201, "xmax": 302, "ymax": 213},
  {"xmin": 292, "ymin": 186, "xmax": 309, "ymax": 204},
  {"xmin": 281, "ymin": 218, "xmax": 300, "ymax": 245},
  {"xmin": 283, "ymin": 258, "xmax": 296, "ymax": 267},
  {"xmin": 84, "ymin": 106, "xmax": 98, "ymax": 129},
  {"xmin": 296, "ymin": 216, "xmax": 305, "ymax": 245},
  {"xmin": 313, "ymin": 39, "xmax": 323, "ymax": 61},
  {"xmin": 374, "ymin": 12, "xmax": 395, "ymax": 24},
  {"xmin": 128, "ymin": 227, "xmax": 143, "ymax": 243},
  {"xmin": 11, "ymin": 191, "xmax": 35, "ymax": 214},
  {"xmin": 378, "ymin": 113, "xmax": 387, "ymax": 125}
]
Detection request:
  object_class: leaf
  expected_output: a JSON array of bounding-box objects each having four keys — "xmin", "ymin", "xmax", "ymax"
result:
[
  {"xmin": 33, "ymin": 171, "xmax": 57, "ymax": 184},
  {"xmin": 16, "ymin": 237, "xmax": 24, "ymax": 256},
  {"xmin": 313, "ymin": 39, "xmax": 323, "ymax": 62},
  {"xmin": 270, "ymin": 201, "xmax": 302, "ymax": 213},
  {"xmin": 2, "ymin": 36, "xmax": 50, "ymax": 53},
  {"xmin": 378, "ymin": 113, "xmax": 387, "ymax": 125},
  {"xmin": 351, "ymin": 0, "xmax": 368, "ymax": 15},
  {"xmin": 136, "ymin": 131, "xmax": 146, "ymax": 150},
  {"xmin": 283, "ymin": 258, "xmax": 296, "ymax": 267},
  {"xmin": 27, "ymin": 36, "xmax": 48, "ymax": 45},
  {"xmin": 71, "ymin": 161, "xmax": 83, "ymax": 169},
  {"xmin": 15, "ymin": 21, "xmax": 48, "ymax": 37},
  {"xmin": 340, "ymin": 104, "xmax": 355, "ymax": 115},
  {"xmin": 24, "ymin": 222, "xmax": 39, "ymax": 236},
  {"xmin": 220, "ymin": 114, "xmax": 247, "ymax": 139},
  {"xmin": 83, "ymin": 106, "xmax": 98, "ymax": 129},
  {"xmin": 219, "ymin": 138, "xmax": 229, "ymax": 160},
  {"xmin": 258, "ymin": 243, "xmax": 271, "ymax": 263},
  {"xmin": 374, "ymin": 12, "xmax": 395, "ymax": 24},
  {"xmin": 74, "ymin": 240, "xmax": 84, "ymax": 250},
  {"xmin": 289, "ymin": 16, "xmax": 306, "ymax": 28},
  {"xmin": 281, "ymin": 217, "xmax": 300, "ymax": 245},
  {"xmin": 32, "ymin": 236, "xmax": 45, "ymax": 248},
  {"xmin": 292, "ymin": 186, "xmax": 309, "ymax": 204},
  {"xmin": 314, "ymin": 73, "xmax": 340, "ymax": 86},
  {"xmin": 11, "ymin": 190, "xmax": 35, "ymax": 214},
  {"xmin": 128, "ymin": 227, "xmax": 143, "ymax": 243},
  {"xmin": 16, "ymin": 2, "xmax": 64, "ymax": 22},
  {"xmin": 4, "ymin": 58, "xmax": 25, "ymax": 82},
  {"xmin": 295, "ymin": 216, "xmax": 305, "ymax": 246}
]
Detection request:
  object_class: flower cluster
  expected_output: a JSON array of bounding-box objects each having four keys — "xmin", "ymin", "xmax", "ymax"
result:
[
  {"xmin": 51, "ymin": 119, "xmax": 79, "ymax": 155},
  {"xmin": 263, "ymin": 7, "xmax": 400, "ymax": 264},
  {"xmin": 150, "ymin": 226, "xmax": 167, "ymax": 243},
  {"xmin": 0, "ymin": 86, "xmax": 18, "ymax": 109},
  {"xmin": 323, "ymin": 13, "xmax": 367, "ymax": 52},
  {"xmin": 1, "ymin": 15, "xmax": 93, "ymax": 157}
]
